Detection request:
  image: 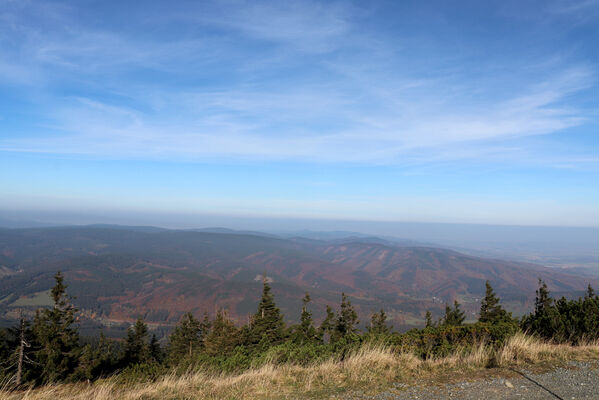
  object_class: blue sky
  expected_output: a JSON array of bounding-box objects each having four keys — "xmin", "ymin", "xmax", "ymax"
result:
[{"xmin": 1, "ymin": 0, "xmax": 599, "ymax": 226}]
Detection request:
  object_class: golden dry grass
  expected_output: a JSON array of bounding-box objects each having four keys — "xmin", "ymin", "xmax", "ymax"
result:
[
  {"xmin": 496, "ymin": 332, "xmax": 599, "ymax": 366},
  {"xmin": 2, "ymin": 335, "xmax": 598, "ymax": 400}
]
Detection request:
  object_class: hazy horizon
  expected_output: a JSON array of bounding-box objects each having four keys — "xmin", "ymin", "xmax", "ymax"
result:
[{"xmin": 3, "ymin": 208, "xmax": 599, "ymax": 249}]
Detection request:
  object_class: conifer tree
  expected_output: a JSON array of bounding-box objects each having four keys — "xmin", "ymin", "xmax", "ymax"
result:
[
  {"xmin": 247, "ymin": 276, "xmax": 285, "ymax": 347},
  {"xmin": 294, "ymin": 293, "xmax": 318, "ymax": 344},
  {"xmin": 522, "ymin": 279, "xmax": 563, "ymax": 339},
  {"xmin": 73, "ymin": 333, "xmax": 117, "ymax": 381},
  {"xmin": 167, "ymin": 312, "xmax": 202, "ymax": 363},
  {"xmin": 319, "ymin": 305, "xmax": 336, "ymax": 343},
  {"xmin": 0, "ymin": 328, "xmax": 7, "ymax": 364},
  {"xmin": 32, "ymin": 271, "xmax": 80, "ymax": 383},
  {"xmin": 442, "ymin": 300, "xmax": 465, "ymax": 326},
  {"xmin": 0, "ymin": 327, "xmax": 11, "ymax": 382},
  {"xmin": 424, "ymin": 310, "xmax": 433, "ymax": 328},
  {"xmin": 585, "ymin": 284, "xmax": 595, "ymax": 300},
  {"xmin": 479, "ymin": 281, "xmax": 511, "ymax": 324},
  {"xmin": 534, "ymin": 279, "xmax": 553, "ymax": 317},
  {"xmin": 122, "ymin": 318, "xmax": 151, "ymax": 366},
  {"xmin": 334, "ymin": 293, "xmax": 359, "ymax": 341},
  {"xmin": 3, "ymin": 315, "xmax": 35, "ymax": 385},
  {"xmin": 15, "ymin": 317, "xmax": 29, "ymax": 385},
  {"xmin": 581, "ymin": 285, "xmax": 599, "ymax": 338},
  {"xmin": 200, "ymin": 311, "xmax": 212, "ymax": 339},
  {"xmin": 204, "ymin": 309, "xmax": 238, "ymax": 356},
  {"xmin": 367, "ymin": 309, "xmax": 391, "ymax": 335},
  {"xmin": 149, "ymin": 334, "xmax": 162, "ymax": 363}
]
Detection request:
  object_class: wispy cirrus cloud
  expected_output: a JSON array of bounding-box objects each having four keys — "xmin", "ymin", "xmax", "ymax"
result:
[
  {"xmin": 195, "ymin": 1, "xmax": 354, "ymax": 53},
  {"xmin": 1, "ymin": 66, "xmax": 592, "ymax": 164},
  {"xmin": 0, "ymin": 0, "xmax": 596, "ymax": 167}
]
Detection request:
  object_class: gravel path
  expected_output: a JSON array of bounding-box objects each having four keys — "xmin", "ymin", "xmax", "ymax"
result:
[{"xmin": 345, "ymin": 362, "xmax": 599, "ymax": 400}]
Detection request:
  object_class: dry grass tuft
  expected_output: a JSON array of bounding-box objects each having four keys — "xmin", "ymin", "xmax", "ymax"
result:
[
  {"xmin": 497, "ymin": 332, "xmax": 599, "ymax": 367},
  {"xmin": 3, "ymin": 335, "xmax": 599, "ymax": 400}
]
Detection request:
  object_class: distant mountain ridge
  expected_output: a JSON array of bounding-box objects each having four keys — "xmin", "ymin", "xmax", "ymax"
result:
[{"xmin": 0, "ymin": 225, "xmax": 595, "ymax": 332}]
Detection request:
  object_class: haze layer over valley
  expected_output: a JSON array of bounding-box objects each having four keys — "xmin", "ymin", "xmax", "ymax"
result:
[{"xmin": 1, "ymin": 224, "xmax": 596, "ymax": 337}]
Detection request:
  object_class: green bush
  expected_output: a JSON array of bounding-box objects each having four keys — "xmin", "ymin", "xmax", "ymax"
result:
[
  {"xmin": 521, "ymin": 283, "xmax": 599, "ymax": 343},
  {"xmin": 390, "ymin": 321, "xmax": 518, "ymax": 358},
  {"xmin": 257, "ymin": 341, "xmax": 334, "ymax": 366},
  {"xmin": 116, "ymin": 362, "xmax": 167, "ymax": 384}
]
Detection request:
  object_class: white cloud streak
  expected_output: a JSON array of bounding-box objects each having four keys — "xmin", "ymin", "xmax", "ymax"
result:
[{"xmin": 0, "ymin": 0, "xmax": 596, "ymax": 166}]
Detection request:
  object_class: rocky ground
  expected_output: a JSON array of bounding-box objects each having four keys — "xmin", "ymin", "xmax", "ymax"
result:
[{"xmin": 343, "ymin": 361, "xmax": 599, "ymax": 400}]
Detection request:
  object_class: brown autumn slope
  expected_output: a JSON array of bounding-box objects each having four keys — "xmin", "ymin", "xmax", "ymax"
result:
[{"xmin": 0, "ymin": 226, "xmax": 595, "ymax": 331}]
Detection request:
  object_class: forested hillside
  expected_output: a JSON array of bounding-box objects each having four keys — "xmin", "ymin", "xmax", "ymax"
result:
[
  {"xmin": 1, "ymin": 226, "xmax": 595, "ymax": 334},
  {"xmin": 1, "ymin": 272, "xmax": 598, "ymax": 394}
]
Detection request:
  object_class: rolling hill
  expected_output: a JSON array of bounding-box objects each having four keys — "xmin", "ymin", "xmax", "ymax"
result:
[{"xmin": 0, "ymin": 225, "xmax": 595, "ymax": 333}]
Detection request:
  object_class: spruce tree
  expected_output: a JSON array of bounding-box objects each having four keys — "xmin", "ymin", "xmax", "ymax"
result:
[
  {"xmin": 294, "ymin": 293, "xmax": 318, "ymax": 344},
  {"xmin": 0, "ymin": 328, "xmax": 10, "ymax": 382},
  {"xmin": 534, "ymin": 279, "xmax": 553, "ymax": 317},
  {"xmin": 442, "ymin": 300, "xmax": 465, "ymax": 326},
  {"xmin": 319, "ymin": 305, "xmax": 336, "ymax": 343},
  {"xmin": 479, "ymin": 281, "xmax": 511, "ymax": 324},
  {"xmin": 334, "ymin": 293, "xmax": 359, "ymax": 341},
  {"xmin": 200, "ymin": 311, "xmax": 212, "ymax": 339},
  {"xmin": 149, "ymin": 334, "xmax": 162, "ymax": 363},
  {"xmin": 522, "ymin": 279, "xmax": 563, "ymax": 339},
  {"xmin": 4, "ymin": 316, "xmax": 35, "ymax": 385},
  {"xmin": 367, "ymin": 309, "xmax": 391, "ymax": 335},
  {"xmin": 581, "ymin": 285, "xmax": 599, "ymax": 339},
  {"xmin": 204, "ymin": 309, "xmax": 238, "ymax": 356},
  {"xmin": 167, "ymin": 312, "xmax": 202, "ymax": 363},
  {"xmin": 424, "ymin": 310, "xmax": 433, "ymax": 328},
  {"xmin": 31, "ymin": 271, "xmax": 80, "ymax": 383},
  {"xmin": 0, "ymin": 328, "xmax": 7, "ymax": 364},
  {"xmin": 247, "ymin": 276, "xmax": 285, "ymax": 347},
  {"xmin": 73, "ymin": 333, "xmax": 117, "ymax": 381},
  {"xmin": 585, "ymin": 284, "xmax": 595, "ymax": 300},
  {"xmin": 122, "ymin": 318, "xmax": 151, "ymax": 366}
]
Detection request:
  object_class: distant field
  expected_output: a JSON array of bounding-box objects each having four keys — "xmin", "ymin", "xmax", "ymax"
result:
[{"xmin": 10, "ymin": 290, "xmax": 52, "ymax": 307}]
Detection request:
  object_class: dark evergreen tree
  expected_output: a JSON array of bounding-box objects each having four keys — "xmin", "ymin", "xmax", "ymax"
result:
[
  {"xmin": 122, "ymin": 318, "xmax": 151, "ymax": 366},
  {"xmin": 333, "ymin": 293, "xmax": 359, "ymax": 341},
  {"xmin": 247, "ymin": 276, "xmax": 285, "ymax": 347},
  {"xmin": 73, "ymin": 333, "xmax": 117, "ymax": 381},
  {"xmin": 200, "ymin": 312, "xmax": 212, "ymax": 340},
  {"xmin": 167, "ymin": 312, "xmax": 203, "ymax": 363},
  {"xmin": 14, "ymin": 317, "xmax": 34, "ymax": 386},
  {"xmin": 292, "ymin": 293, "xmax": 319, "ymax": 344},
  {"xmin": 585, "ymin": 284, "xmax": 595, "ymax": 300},
  {"xmin": 204, "ymin": 309, "xmax": 239, "ymax": 356},
  {"xmin": 521, "ymin": 280, "xmax": 563, "ymax": 340},
  {"xmin": 31, "ymin": 271, "xmax": 80, "ymax": 383},
  {"xmin": 424, "ymin": 310, "xmax": 434, "ymax": 328},
  {"xmin": 442, "ymin": 300, "xmax": 465, "ymax": 326},
  {"xmin": 479, "ymin": 281, "xmax": 511, "ymax": 324},
  {"xmin": 0, "ymin": 328, "xmax": 7, "ymax": 363},
  {"xmin": 534, "ymin": 279, "xmax": 553, "ymax": 317},
  {"xmin": 581, "ymin": 285, "xmax": 599, "ymax": 339},
  {"xmin": 367, "ymin": 309, "xmax": 391, "ymax": 335},
  {"xmin": 149, "ymin": 334, "xmax": 163, "ymax": 363},
  {"xmin": 319, "ymin": 305, "xmax": 336, "ymax": 343},
  {"xmin": 0, "ymin": 328, "xmax": 10, "ymax": 381},
  {"xmin": 3, "ymin": 316, "xmax": 36, "ymax": 386}
]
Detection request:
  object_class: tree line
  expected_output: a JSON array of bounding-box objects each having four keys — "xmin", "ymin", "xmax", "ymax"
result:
[{"xmin": 1, "ymin": 273, "xmax": 598, "ymax": 387}]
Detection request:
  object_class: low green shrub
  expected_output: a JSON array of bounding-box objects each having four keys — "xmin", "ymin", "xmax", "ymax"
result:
[
  {"xmin": 390, "ymin": 321, "xmax": 518, "ymax": 358},
  {"xmin": 116, "ymin": 362, "xmax": 167, "ymax": 384}
]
